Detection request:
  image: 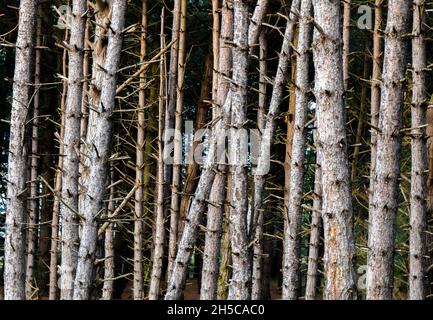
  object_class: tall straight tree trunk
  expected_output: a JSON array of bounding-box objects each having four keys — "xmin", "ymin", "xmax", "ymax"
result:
[
  {"xmin": 149, "ymin": 10, "xmax": 167, "ymax": 299},
  {"xmin": 409, "ymin": 0, "xmax": 427, "ymax": 300},
  {"xmin": 367, "ymin": 0, "xmax": 410, "ymax": 300},
  {"xmin": 167, "ymin": 0, "xmax": 187, "ymax": 283},
  {"xmin": 73, "ymin": 0, "xmax": 127, "ymax": 300},
  {"xmin": 227, "ymin": 0, "xmax": 250, "ymax": 300},
  {"xmin": 251, "ymin": 30, "xmax": 267, "ymax": 300},
  {"xmin": 283, "ymin": 0, "xmax": 312, "ymax": 299},
  {"xmin": 25, "ymin": 9, "xmax": 42, "ymax": 299},
  {"xmin": 4, "ymin": 0, "xmax": 37, "ymax": 300},
  {"xmin": 305, "ymin": 125, "xmax": 322, "ymax": 300},
  {"xmin": 60, "ymin": 0, "xmax": 87, "ymax": 300},
  {"xmin": 133, "ymin": 0, "xmax": 147, "ymax": 300},
  {"xmin": 312, "ymin": 0, "xmax": 357, "ymax": 300},
  {"xmin": 48, "ymin": 35, "xmax": 69, "ymax": 300},
  {"xmin": 200, "ymin": 0, "xmax": 233, "ymax": 300},
  {"xmin": 102, "ymin": 169, "xmax": 115, "ymax": 300},
  {"xmin": 369, "ymin": 0, "xmax": 382, "ymax": 213}
]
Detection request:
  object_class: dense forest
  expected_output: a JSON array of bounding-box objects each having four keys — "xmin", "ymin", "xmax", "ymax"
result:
[{"xmin": 0, "ymin": 0, "xmax": 432, "ymax": 300}]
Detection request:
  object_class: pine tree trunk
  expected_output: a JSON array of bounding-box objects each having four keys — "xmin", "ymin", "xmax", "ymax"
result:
[
  {"xmin": 227, "ymin": 0, "xmax": 250, "ymax": 300},
  {"xmin": 312, "ymin": 0, "xmax": 357, "ymax": 300},
  {"xmin": 102, "ymin": 169, "xmax": 115, "ymax": 300},
  {"xmin": 283, "ymin": 0, "xmax": 312, "ymax": 299},
  {"xmin": 251, "ymin": 30, "xmax": 267, "ymax": 300},
  {"xmin": 305, "ymin": 125, "xmax": 322, "ymax": 300},
  {"xmin": 60, "ymin": 0, "xmax": 87, "ymax": 300},
  {"xmin": 133, "ymin": 0, "xmax": 147, "ymax": 300},
  {"xmin": 167, "ymin": 0, "xmax": 187, "ymax": 283},
  {"xmin": 409, "ymin": 0, "xmax": 427, "ymax": 300},
  {"xmin": 73, "ymin": 0, "xmax": 127, "ymax": 300},
  {"xmin": 48, "ymin": 37, "xmax": 69, "ymax": 300},
  {"xmin": 4, "ymin": 0, "xmax": 37, "ymax": 300},
  {"xmin": 369, "ymin": 0, "xmax": 382, "ymax": 214},
  {"xmin": 148, "ymin": 10, "xmax": 167, "ymax": 299},
  {"xmin": 367, "ymin": 0, "xmax": 410, "ymax": 300},
  {"xmin": 25, "ymin": 9, "xmax": 42, "ymax": 299}
]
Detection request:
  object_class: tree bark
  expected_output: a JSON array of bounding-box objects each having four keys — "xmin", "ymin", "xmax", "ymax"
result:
[
  {"xmin": 409, "ymin": 0, "xmax": 427, "ymax": 300},
  {"xmin": 305, "ymin": 125, "xmax": 322, "ymax": 300},
  {"xmin": 102, "ymin": 169, "xmax": 115, "ymax": 300},
  {"xmin": 148, "ymin": 9, "xmax": 167, "ymax": 299},
  {"xmin": 312, "ymin": 0, "xmax": 357, "ymax": 300},
  {"xmin": 227, "ymin": 0, "xmax": 250, "ymax": 300},
  {"xmin": 369, "ymin": 0, "xmax": 382, "ymax": 215},
  {"xmin": 367, "ymin": 0, "xmax": 410, "ymax": 300},
  {"xmin": 73, "ymin": 0, "xmax": 127, "ymax": 300},
  {"xmin": 133, "ymin": 0, "xmax": 147, "ymax": 300},
  {"xmin": 60, "ymin": 0, "xmax": 87, "ymax": 300},
  {"xmin": 283, "ymin": 0, "xmax": 312, "ymax": 299},
  {"xmin": 25, "ymin": 9, "xmax": 42, "ymax": 299},
  {"xmin": 167, "ymin": 0, "xmax": 187, "ymax": 283},
  {"xmin": 4, "ymin": 0, "xmax": 37, "ymax": 300}
]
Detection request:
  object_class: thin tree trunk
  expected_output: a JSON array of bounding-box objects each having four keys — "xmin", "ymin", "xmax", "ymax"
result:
[
  {"xmin": 409, "ymin": 0, "xmax": 427, "ymax": 300},
  {"xmin": 148, "ymin": 10, "xmax": 167, "ymax": 299},
  {"xmin": 305, "ymin": 125, "xmax": 322, "ymax": 300},
  {"xmin": 25, "ymin": 9, "xmax": 42, "ymax": 299},
  {"xmin": 369, "ymin": 0, "xmax": 382, "ymax": 213},
  {"xmin": 167, "ymin": 0, "xmax": 187, "ymax": 283},
  {"xmin": 60, "ymin": 0, "xmax": 87, "ymax": 300},
  {"xmin": 251, "ymin": 30, "xmax": 267, "ymax": 300},
  {"xmin": 102, "ymin": 169, "xmax": 115, "ymax": 300},
  {"xmin": 367, "ymin": 0, "xmax": 410, "ymax": 300},
  {"xmin": 283, "ymin": 0, "xmax": 312, "ymax": 299},
  {"xmin": 312, "ymin": 0, "xmax": 357, "ymax": 300},
  {"xmin": 133, "ymin": 0, "xmax": 147, "ymax": 300},
  {"xmin": 48, "ymin": 31, "xmax": 69, "ymax": 300},
  {"xmin": 73, "ymin": 0, "xmax": 127, "ymax": 300},
  {"xmin": 4, "ymin": 0, "xmax": 37, "ymax": 300}
]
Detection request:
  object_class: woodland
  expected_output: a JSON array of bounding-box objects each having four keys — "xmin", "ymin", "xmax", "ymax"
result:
[{"xmin": 0, "ymin": 0, "xmax": 433, "ymax": 300}]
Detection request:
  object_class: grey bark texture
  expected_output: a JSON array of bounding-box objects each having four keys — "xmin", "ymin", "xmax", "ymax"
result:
[
  {"xmin": 312, "ymin": 0, "xmax": 357, "ymax": 300},
  {"xmin": 60, "ymin": 0, "xmax": 87, "ymax": 300},
  {"xmin": 409, "ymin": 0, "xmax": 427, "ymax": 300},
  {"xmin": 4, "ymin": 0, "xmax": 37, "ymax": 300},
  {"xmin": 73, "ymin": 0, "xmax": 127, "ymax": 300},
  {"xmin": 282, "ymin": 0, "xmax": 312, "ymax": 300},
  {"xmin": 305, "ymin": 126, "xmax": 322, "ymax": 300},
  {"xmin": 367, "ymin": 0, "xmax": 410, "ymax": 300}
]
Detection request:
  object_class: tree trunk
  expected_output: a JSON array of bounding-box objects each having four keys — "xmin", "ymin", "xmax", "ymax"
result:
[
  {"xmin": 312, "ymin": 0, "xmax": 357, "ymax": 300},
  {"xmin": 409, "ymin": 0, "xmax": 427, "ymax": 300},
  {"xmin": 48, "ymin": 33, "xmax": 69, "ymax": 300},
  {"xmin": 25, "ymin": 9, "xmax": 42, "ymax": 299},
  {"xmin": 305, "ymin": 125, "xmax": 322, "ymax": 300},
  {"xmin": 251, "ymin": 30, "xmax": 267, "ymax": 300},
  {"xmin": 367, "ymin": 0, "xmax": 410, "ymax": 300},
  {"xmin": 227, "ymin": 0, "xmax": 250, "ymax": 300},
  {"xmin": 102, "ymin": 169, "xmax": 115, "ymax": 300},
  {"xmin": 73, "ymin": 0, "xmax": 127, "ymax": 300},
  {"xmin": 167, "ymin": 0, "xmax": 187, "ymax": 283},
  {"xmin": 283, "ymin": 0, "xmax": 312, "ymax": 299},
  {"xmin": 148, "ymin": 10, "xmax": 167, "ymax": 299},
  {"xmin": 133, "ymin": 0, "xmax": 147, "ymax": 300},
  {"xmin": 369, "ymin": 0, "xmax": 382, "ymax": 215},
  {"xmin": 4, "ymin": 0, "xmax": 37, "ymax": 300},
  {"xmin": 60, "ymin": 0, "xmax": 87, "ymax": 300}
]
